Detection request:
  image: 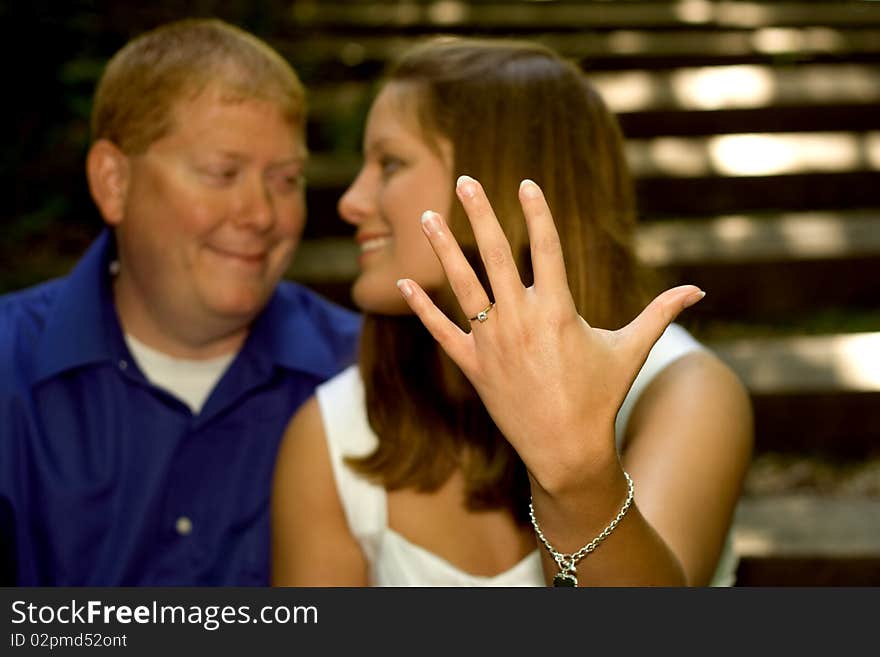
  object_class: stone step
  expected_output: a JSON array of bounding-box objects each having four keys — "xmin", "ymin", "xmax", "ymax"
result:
[
  {"xmin": 633, "ymin": 171, "xmax": 880, "ymax": 217},
  {"xmin": 658, "ymin": 255, "xmax": 880, "ymax": 325},
  {"xmin": 302, "ymin": 172, "xmax": 880, "ymax": 231},
  {"xmin": 629, "ymin": 131, "xmax": 880, "ymax": 178},
  {"xmin": 744, "ymin": 453, "xmax": 880, "ymax": 497},
  {"xmin": 731, "ymin": 494, "xmax": 880, "ymax": 585},
  {"xmin": 307, "ymin": 62, "xmax": 880, "ymax": 118},
  {"xmin": 288, "ymin": 2, "xmax": 880, "ymax": 31},
  {"xmin": 734, "ymin": 554, "xmax": 880, "ymax": 585},
  {"xmin": 745, "ymin": 391, "xmax": 880, "ymax": 456},
  {"xmin": 637, "ymin": 211, "xmax": 880, "ymax": 265},
  {"xmin": 734, "ymin": 494, "xmax": 880, "ymax": 558},
  {"xmin": 710, "ymin": 332, "xmax": 880, "ymax": 394},
  {"xmin": 306, "ymin": 63, "xmax": 880, "ymax": 146},
  {"xmin": 617, "ymin": 104, "xmax": 880, "ymax": 140},
  {"xmin": 280, "ymin": 27, "xmax": 880, "ymax": 75},
  {"xmin": 292, "ymin": 211, "xmax": 880, "ymax": 282},
  {"xmin": 703, "ymin": 334, "xmax": 880, "ymax": 455},
  {"xmin": 303, "ymin": 131, "xmax": 880, "ymax": 187},
  {"xmin": 589, "ymin": 63, "xmax": 880, "ymax": 114}
]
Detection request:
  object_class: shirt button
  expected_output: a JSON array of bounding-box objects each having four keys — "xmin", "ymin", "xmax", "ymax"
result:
[
  {"xmin": 175, "ymin": 516, "xmax": 193, "ymax": 536},
  {"xmin": 118, "ymin": 360, "xmax": 128, "ymax": 371}
]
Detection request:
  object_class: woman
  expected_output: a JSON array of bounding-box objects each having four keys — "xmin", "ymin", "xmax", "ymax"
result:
[{"xmin": 271, "ymin": 37, "xmax": 753, "ymax": 586}]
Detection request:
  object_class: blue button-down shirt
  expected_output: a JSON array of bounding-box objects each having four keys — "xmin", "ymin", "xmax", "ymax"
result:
[{"xmin": 0, "ymin": 231, "xmax": 360, "ymax": 585}]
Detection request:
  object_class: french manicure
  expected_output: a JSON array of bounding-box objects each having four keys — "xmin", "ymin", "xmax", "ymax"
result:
[
  {"xmin": 456, "ymin": 175, "xmax": 477, "ymax": 198},
  {"xmin": 683, "ymin": 289, "xmax": 706, "ymax": 308},
  {"xmin": 396, "ymin": 279, "xmax": 413, "ymax": 298},
  {"xmin": 519, "ymin": 179, "xmax": 540, "ymax": 199},
  {"xmin": 421, "ymin": 210, "xmax": 441, "ymax": 235}
]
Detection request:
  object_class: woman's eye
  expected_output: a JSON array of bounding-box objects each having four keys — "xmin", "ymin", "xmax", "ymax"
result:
[{"xmin": 379, "ymin": 156, "xmax": 404, "ymax": 179}]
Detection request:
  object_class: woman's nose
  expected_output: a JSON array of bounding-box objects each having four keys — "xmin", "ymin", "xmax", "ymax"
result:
[{"xmin": 337, "ymin": 168, "xmax": 373, "ymax": 226}]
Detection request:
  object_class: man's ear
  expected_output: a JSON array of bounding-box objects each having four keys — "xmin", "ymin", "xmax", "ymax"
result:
[{"xmin": 86, "ymin": 139, "xmax": 130, "ymax": 226}]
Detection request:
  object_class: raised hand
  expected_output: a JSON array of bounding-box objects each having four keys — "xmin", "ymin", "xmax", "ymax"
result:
[{"xmin": 396, "ymin": 176, "xmax": 705, "ymax": 496}]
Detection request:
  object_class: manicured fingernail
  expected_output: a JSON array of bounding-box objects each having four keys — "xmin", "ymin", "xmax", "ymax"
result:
[
  {"xmin": 456, "ymin": 175, "xmax": 477, "ymax": 198},
  {"xmin": 396, "ymin": 279, "xmax": 413, "ymax": 298},
  {"xmin": 683, "ymin": 289, "xmax": 706, "ymax": 308},
  {"xmin": 519, "ymin": 179, "xmax": 540, "ymax": 199},
  {"xmin": 421, "ymin": 210, "xmax": 441, "ymax": 235}
]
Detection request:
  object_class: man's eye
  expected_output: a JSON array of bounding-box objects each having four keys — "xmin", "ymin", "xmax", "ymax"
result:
[
  {"xmin": 204, "ymin": 169, "xmax": 237, "ymax": 184},
  {"xmin": 279, "ymin": 174, "xmax": 306, "ymax": 192}
]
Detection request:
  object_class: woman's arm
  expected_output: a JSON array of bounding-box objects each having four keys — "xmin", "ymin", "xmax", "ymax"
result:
[
  {"xmin": 621, "ymin": 351, "xmax": 753, "ymax": 585},
  {"xmin": 270, "ymin": 396, "xmax": 369, "ymax": 586},
  {"xmin": 521, "ymin": 351, "xmax": 752, "ymax": 586},
  {"xmin": 398, "ymin": 176, "xmax": 750, "ymax": 586}
]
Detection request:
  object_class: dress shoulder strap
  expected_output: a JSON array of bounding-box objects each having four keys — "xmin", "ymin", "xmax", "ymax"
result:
[
  {"xmin": 614, "ymin": 323, "xmax": 706, "ymax": 447},
  {"xmin": 315, "ymin": 365, "xmax": 386, "ymax": 561}
]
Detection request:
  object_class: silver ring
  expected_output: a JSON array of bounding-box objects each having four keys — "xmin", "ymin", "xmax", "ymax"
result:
[{"xmin": 468, "ymin": 302, "xmax": 494, "ymax": 323}]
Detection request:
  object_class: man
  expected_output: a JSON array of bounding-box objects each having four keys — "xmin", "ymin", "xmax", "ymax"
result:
[{"xmin": 0, "ymin": 18, "xmax": 360, "ymax": 585}]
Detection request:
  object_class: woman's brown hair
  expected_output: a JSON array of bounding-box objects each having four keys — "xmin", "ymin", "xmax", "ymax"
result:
[{"xmin": 349, "ymin": 37, "xmax": 650, "ymax": 522}]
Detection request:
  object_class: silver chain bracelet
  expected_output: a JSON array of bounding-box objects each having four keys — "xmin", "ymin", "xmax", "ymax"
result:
[{"xmin": 528, "ymin": 471, "xmax": 634, "ymax": 587}]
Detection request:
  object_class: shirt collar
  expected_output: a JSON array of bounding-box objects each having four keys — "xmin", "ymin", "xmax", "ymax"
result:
[
  {"xmin": 31, "ymin": 229, "xmax": 357, "ymax": 384},
  {"xmin": 32, "ymin": 230, "xmax": 126, "ymax": 383},
  {"xmin": 243, "ymin": 281, "xmax": 359, "ymax": 380}
]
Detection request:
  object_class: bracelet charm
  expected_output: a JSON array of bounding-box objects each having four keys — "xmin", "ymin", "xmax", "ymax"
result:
[
  {"xmin": 552, "ymin": 557, "xmax": 578, "ymax": 587},
  {"xmin": 529, "ymin": 471, "xmax": 635, "ymax": 588},
  {"xmin": 553, "ymin": 567, "xmax": 578, "ymax": 587}
]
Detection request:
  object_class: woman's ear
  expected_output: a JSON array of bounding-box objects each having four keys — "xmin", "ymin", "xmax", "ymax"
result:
[{"xmin": 86, "ymin": 139, "xmax": 130, "ymax": 226}]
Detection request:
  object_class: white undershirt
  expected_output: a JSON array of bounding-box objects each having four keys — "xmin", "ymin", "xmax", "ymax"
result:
[{"xmin": 124, "ymin": 334, "xmax": 236, "ymax": 414}]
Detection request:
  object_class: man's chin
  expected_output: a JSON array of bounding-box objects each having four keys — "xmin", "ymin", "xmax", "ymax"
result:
[{"xmin": 205, "ymin": 288, "xmax": 272, "ymax": 322}]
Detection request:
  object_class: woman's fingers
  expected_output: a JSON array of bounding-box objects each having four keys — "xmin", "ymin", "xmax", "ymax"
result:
[
  {"xmin": 518, "ymin": 179, "xmax": 569, "ymax": 297},
  {"xmin": 420, "ymin": 210, "xmax": 493, "ymax": 322},
  {"xmin": 620, "ymin": 285, "xmax": 706, "ymax": 362},
  {"xmin": 396, "ymin": 278, "xmax": 474, "ymax": 370},
  {"xmin": 455, "ymin": 176, "xmax": 524, "ymax": 304}
]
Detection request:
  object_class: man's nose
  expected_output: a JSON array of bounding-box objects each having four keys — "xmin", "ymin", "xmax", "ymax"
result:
[{"xmin": 235, "ymin": 174, "xmax": 275, "ymax": 230}]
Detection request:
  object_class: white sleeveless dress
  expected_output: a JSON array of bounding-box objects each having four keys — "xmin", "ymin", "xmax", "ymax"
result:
[{"xmin": 315, "ymin": 323, "xmax": 739, "ymax": 586}]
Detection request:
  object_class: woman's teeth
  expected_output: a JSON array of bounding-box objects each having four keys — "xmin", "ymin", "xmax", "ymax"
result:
[{"xmin": 360, "ymin": 237, "xmax": 391, "ymax": 253}]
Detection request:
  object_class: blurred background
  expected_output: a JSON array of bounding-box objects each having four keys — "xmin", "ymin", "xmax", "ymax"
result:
[{"xmin": 2, "ymin": 0, "xmax": 879, "ymax": 584}]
